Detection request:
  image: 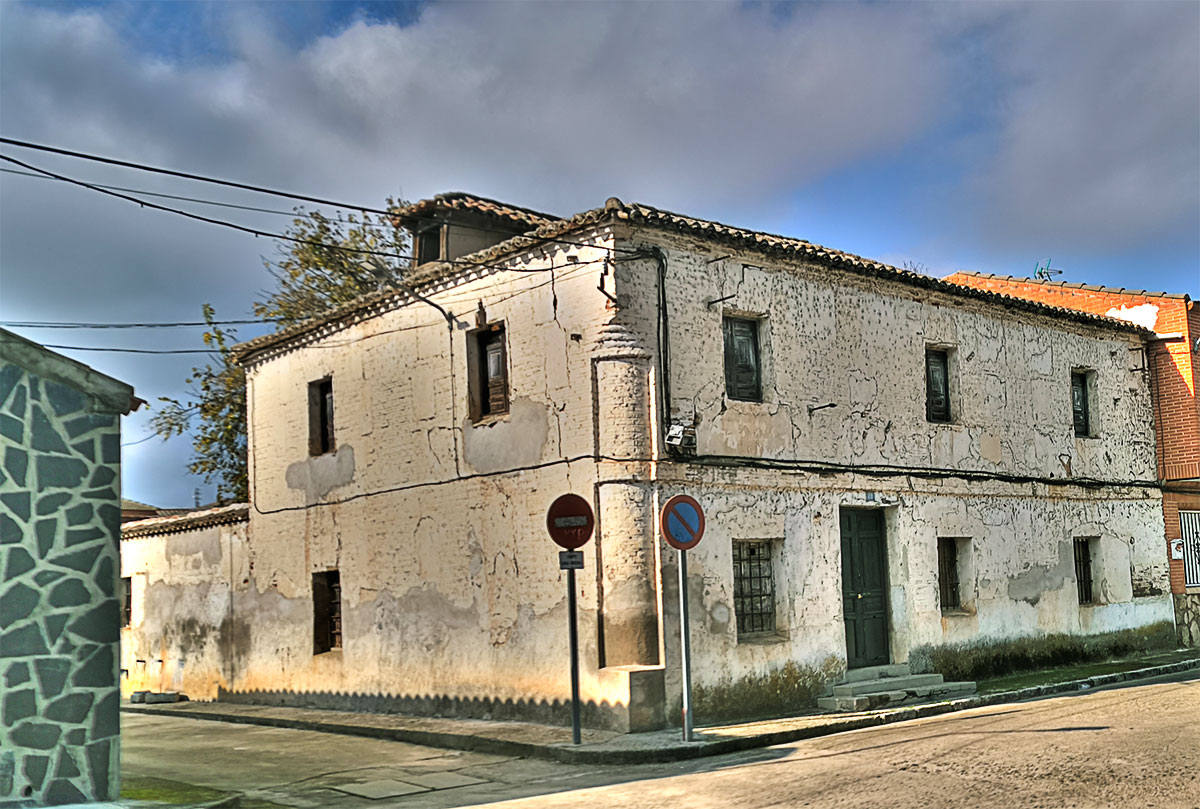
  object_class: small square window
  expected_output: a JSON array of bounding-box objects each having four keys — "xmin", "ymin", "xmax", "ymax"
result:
[
  {"xmin": 313, "ymin": 570, "xmax": 342, "ymax": 654},
  {"xmin": 1074, "ymin": 538, "xmax": 1096, "ymax": 605},
  {"xmin": 308, "ymin": 378, "xmax": 335, "ymax": 456},
  {"xmin": 121, "ymin": 577, "xmax": 132, "ymax": 627},
  {"xmin": 1071, "ymin": 371, "xmax": 1091, "ymax": 437},
  {"xmin": 470, "ymin": 324, "xmax": 509, "ymax": 420},
  {"xmin": 926, "ymin": 349, "xmax": 951, "ymax": 423},
  {"xmin": 723, "ymin": 316, "xmax": 762, "ymax": 402},
  {"xmin": 733, "ymin": 540, "xmax": 776, "ymax": 636},
  {"xmin": 937, "ymin": 538, "xmax": 961, "ymax": 611}
]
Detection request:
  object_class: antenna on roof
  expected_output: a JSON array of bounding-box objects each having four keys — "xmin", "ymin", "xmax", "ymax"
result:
[{"xmin": 1034, "ymin": 258, "xmax": 1063, "ymax": 281}]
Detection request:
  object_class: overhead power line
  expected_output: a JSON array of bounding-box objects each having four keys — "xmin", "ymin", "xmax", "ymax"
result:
[
  {"xmin": 1, "ymin": 153, "xmax": 629, "ymax": 273},
  {"xmin": 37, "ymin": 344, "xmax": 216, "ymax": 355},
  {"xmin": 0, "ymin": 135, "xmax": 641, "ymax": 255},
  {"xmin": 2, "ymin": 319, "xmax": 280, "ymax": 329},
  {"xmin": 0, "ymin": 136, "xmax": 390, "ymax": 215},
  {"xmin": 0, "ymin": 168, "xmax": 298, "ymax": 216}
]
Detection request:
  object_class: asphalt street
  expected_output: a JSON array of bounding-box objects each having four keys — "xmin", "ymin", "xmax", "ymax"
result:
[{"xmin": 121, "ymin": 670, "xmax": 1200, "ymax": 809}]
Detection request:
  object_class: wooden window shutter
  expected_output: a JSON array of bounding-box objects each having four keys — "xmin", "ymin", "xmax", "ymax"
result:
[
  {"xmin": 474, "ymin": 325, "xmax": 509, "ymax": 418},
  {"xmin": 1071, "ymin": 372, "xmax": 1089, "ymax": 436},
  {"xmin": 723, "ymin": 317, "xmax": 761, "ymax": 402},
  {"xmin": 926, "ymin": 349, "xmax": 950, "ymax": 422}
]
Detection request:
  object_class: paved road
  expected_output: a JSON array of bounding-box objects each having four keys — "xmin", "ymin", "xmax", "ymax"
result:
[{"xmin": 122, "ymin": 671, "xmax": 1200, "ymax": 809}]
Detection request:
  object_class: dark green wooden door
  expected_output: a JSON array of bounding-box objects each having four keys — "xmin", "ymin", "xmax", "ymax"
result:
[{"xmin": 840, "ymin": 508, "xmax": 889, "ymax": 668}]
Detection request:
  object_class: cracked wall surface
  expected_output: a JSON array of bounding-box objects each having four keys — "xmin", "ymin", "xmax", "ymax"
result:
[
  {"xmin": 231, "ymin": 232, "xmax": 663, "ymax": 730},
  {"xmin": 120, "ymin": 518, "xmax": 249, "ymax": 701},
  {"xmin": 611, "ymin": 232, "xmax": 1170, "ymax": 720},
  {"xmin": 1, "ymin": 360, "xmax": 122, "ymax": 805},
  {"xmin": 132, "ymin": 219, "xmax": 1172, "ymax": 731}
]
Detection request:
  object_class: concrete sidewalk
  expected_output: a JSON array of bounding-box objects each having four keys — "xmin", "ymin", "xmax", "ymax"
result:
[{"xmin": 122, "ymin": 655, "xmax": 1200, "ymax": 765}]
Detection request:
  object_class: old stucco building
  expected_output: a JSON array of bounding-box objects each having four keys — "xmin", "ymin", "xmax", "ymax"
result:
[
  {"xmin": 122, "ymin": 194, "xmax": 1173, "ymax": 731},
  {"xmin": 945, "ymin": 272, "xmax": 1200, "ymax": 646},
  {"xmin": 1, "ymin": 329, "xmax": 140, "ymax": 805}
]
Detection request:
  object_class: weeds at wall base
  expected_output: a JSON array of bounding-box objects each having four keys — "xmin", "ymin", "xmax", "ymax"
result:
[{"xmin": 909, "ymin": 622, "xmax": 1177, "ymax": 682}]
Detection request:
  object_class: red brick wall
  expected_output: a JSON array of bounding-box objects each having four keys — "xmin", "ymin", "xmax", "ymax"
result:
[
  {"xmin": 945, "ymin": 274, "xmax": 1200, "ymax": 595},
  {"xmin": 1164, "ymin": 490, "xmax": 1200, "ymax": 593}
]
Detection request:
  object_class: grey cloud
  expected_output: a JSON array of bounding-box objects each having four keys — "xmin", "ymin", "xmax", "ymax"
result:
[{"xmin": 964, "ymin": 2, "xmax": 1200, "ymax": 252}]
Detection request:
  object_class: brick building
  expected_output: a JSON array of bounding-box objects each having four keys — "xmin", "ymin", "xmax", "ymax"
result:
[{"xmin": 945, "ymin": 272, "xmax": 1200, "ymax": 644}]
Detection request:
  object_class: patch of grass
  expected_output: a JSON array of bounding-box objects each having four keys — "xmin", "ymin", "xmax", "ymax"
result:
[
  {"xmin": 977, "ymin": 648, "xmax": 1198, "ymax": 694},
  {"xmin": 120, "ymin": 775, "xmax": 231, "ymax": 804}
]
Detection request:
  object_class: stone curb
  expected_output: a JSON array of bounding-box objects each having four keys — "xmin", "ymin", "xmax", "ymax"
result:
[{"xmin": 122, "ymin": 657, "xmax": 1200, "ymax": 765}]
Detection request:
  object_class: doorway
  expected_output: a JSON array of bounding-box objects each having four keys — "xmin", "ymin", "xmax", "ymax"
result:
[{"xmin": 840, "ymin": 508, "xmax": 889, "ymax": 668}]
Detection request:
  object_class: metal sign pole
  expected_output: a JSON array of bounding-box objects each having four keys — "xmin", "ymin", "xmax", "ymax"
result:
[
  {"xmin": 678, "ymin": 548, "xmax": 693, "ymax": 742},
  {"xmin": 567, "ymin": 566, "xmax": 582, "ymax": 745}
]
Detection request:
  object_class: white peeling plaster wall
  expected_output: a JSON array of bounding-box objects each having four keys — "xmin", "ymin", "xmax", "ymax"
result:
[
  {"xmin": 610, "ymin": 231, "xmax": 1166, "ymax": 700},
  {"xmin": 120, "ymin": 521, "xmax": 248, "ymax": 699},
  {"xmin": 239, "ymin": 234, "xmax": 648, "ymax": 718},
  {"xmin": 651, "ymin": 473, "xmax": 1169, "ymax": 702},
  {"xmin": 622, "ymin": 233, "xmax": 1156, "ymax": 484}
]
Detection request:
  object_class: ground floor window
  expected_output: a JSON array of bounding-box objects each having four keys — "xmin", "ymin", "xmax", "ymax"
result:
[
  {"xmin": 313, "ymin": 570, "xmax": 342, "ymax": 653},
  {"xmin": 1074, "ymin": 538, "xmax": 1096, "ymax": 604},
  {"xmin": 1181, "ymin": 511, "xmax": 1200, "ymax": 588},
  {"xmin": 733, "ymin": 540, "xmax": 776, "ymax": 636},
  {"xmin": 937, "ymin": 538, "xmax": 961, "ymax": 611},
  {"xmin": 121, "ymin": 576, "xmax": 132, "ymax": 627}
]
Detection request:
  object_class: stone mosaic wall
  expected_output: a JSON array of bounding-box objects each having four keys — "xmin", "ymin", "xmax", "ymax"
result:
[
  {"xmin": 1174, "ymin": 594, "xmax": 1200, "ymax": 647},
  {"xmin": 1, "ymin": 360, "xmax": 122, "ymax": 806}
]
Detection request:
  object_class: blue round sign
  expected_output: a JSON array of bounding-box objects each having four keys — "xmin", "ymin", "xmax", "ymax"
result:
[{"xmin": 661, "ymin": 494, "xmax": 705, "ymax": 551}]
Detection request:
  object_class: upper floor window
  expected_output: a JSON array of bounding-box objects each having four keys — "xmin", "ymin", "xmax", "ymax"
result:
[
  {"xmin": 926, "ymin": 348, "xmax": 951, "ymax": 423},
  {"xmin": 723, "ymin": 316, "xmax": 762, "ymax": 402},
  {"xmin": 308, "ymin": 377, "xmax": 335, "ymax": 456},
  {"xmin": 470, "ymin": 324, "xmax": 509, "ymax": 420},
  {"xmin": 1071, "ymin": 371, "xmax": 1092, "ymax": 437},
  {"xmin": 416, "ymin": 223, "xmax": 442, "ymax": 265}
]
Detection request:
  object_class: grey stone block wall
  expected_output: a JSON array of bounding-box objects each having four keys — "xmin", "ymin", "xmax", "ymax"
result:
[
  {"xmin": 1, "ymin": 361, "xmax": 121, "ymax": 806},
  {"xmin": 1175, "ymin": 593, "xmax": 1200, "ymax": 648}
]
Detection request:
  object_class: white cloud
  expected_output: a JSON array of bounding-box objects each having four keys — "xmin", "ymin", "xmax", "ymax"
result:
[{"xmin": 0, "ymin": 0, "xmax": 1195, "ymax": 505}]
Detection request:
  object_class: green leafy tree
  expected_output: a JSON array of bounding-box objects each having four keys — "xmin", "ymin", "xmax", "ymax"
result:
[
  {"xmin": 153, "ymin": 203, "xmax": 408, "ymax": 503},
  {"xmin": 254, "ymin": 201, "xmax": 409, "ymax": 326}
]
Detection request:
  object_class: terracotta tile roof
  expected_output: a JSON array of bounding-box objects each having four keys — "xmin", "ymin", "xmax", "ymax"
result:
[
  {"xmin": 121, "ymin": 498, "xmax": 160, "ymax": 513},
  {"xmin": 947, "ymin": 271, "xmax": 1190, "ymax": 301},
  {"xmin": 389, "ymin": 192, "xmax": 559, "ymax": 230},
  {"xmin": 233, "ymin": 195, "xmax": 1151, "ymax": 365},
  {"xmin": 121, "ymin": 502, "xmax": 249, "ymax": 538}
]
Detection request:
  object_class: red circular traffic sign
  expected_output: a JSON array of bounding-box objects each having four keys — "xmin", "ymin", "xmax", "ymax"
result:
[
  {"xmin": 661, "ymin": 494, "xmax": 705, "ymax": 551},
  {"xmin": 546, "ymin": 494, "xmax": 595, "ymax": 549}
]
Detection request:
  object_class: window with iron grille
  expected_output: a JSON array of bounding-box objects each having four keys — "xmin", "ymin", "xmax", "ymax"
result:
[
  {"xmin": 1180, "ymin": 511, "xmax": 1200, "ymax": 588},
  {"xmin": 313, "ymin": 570, "xmax": 342, "ymax": 654},
  {"xmin": 926, "ymin": 349, "xmax": 951, "ymax": 423},
  {"xmin": 1071, "ymin": 371, "xmax": 1091, "ymax": 437},
  {"xmin": 308, "ymin": 377, "xmax": 335, "ymax": 456},
  {"xmin": 1074, "ymin": 538, "xmax": 1095, "ymax": 604},
  {"xmin": 723, "ymin": 316, "xmax": 762, "ymax": 402},
  {"xmin": 937, "ymin": 538, "xmax": 961, "ymax": 611},
  {"xmin": 121, "ymin": 577, "xmax": 132, "ymax": 627},
  {"xmin": 470, "ymin": 324, "xmax": 509, "ymax": 420},
  {"xmin": 733, "ymin": 540, "xmax": 776, "ymax": 636}
]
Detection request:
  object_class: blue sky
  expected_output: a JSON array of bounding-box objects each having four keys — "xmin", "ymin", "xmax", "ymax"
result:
[{"xmin": 1, "ymin": 0, "xmax": 1197, "ymax": 507}]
